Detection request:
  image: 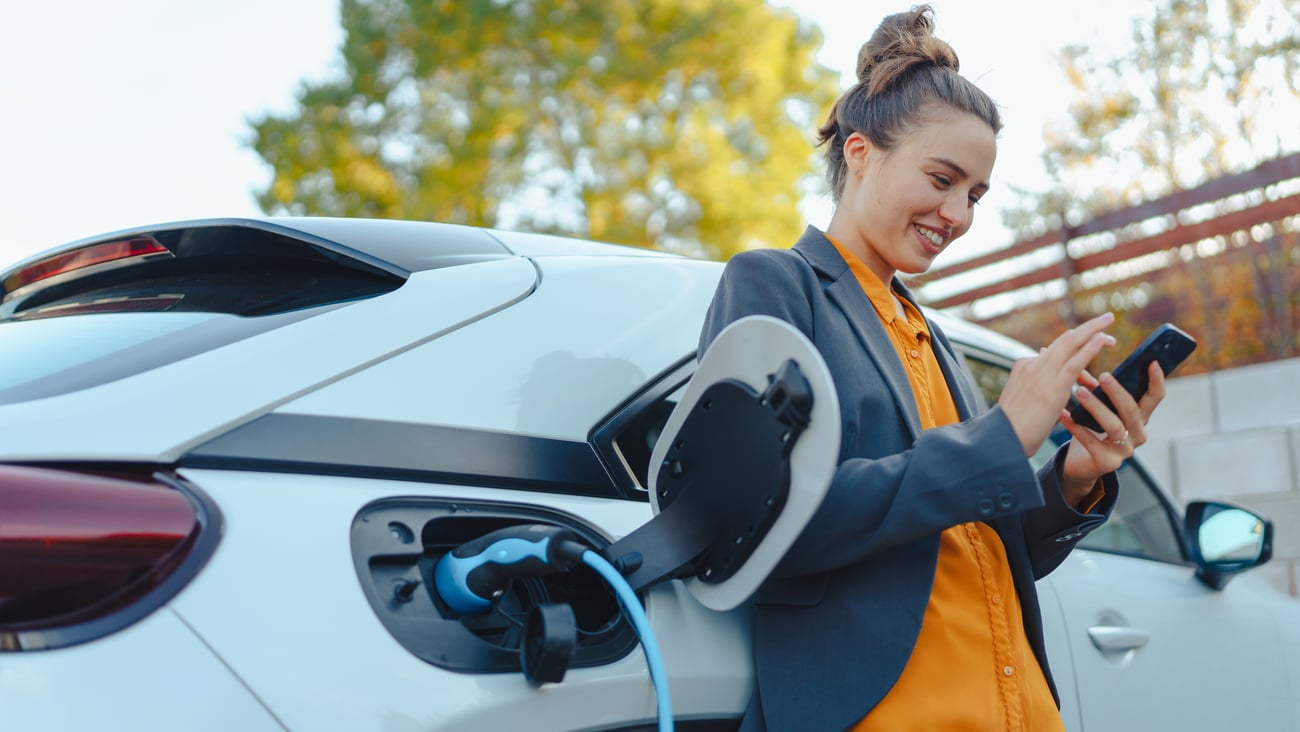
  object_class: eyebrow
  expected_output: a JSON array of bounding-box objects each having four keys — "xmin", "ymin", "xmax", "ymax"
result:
[{"xmin": 929, "ymin": 157, "xmax": 990, "ymax": 193}]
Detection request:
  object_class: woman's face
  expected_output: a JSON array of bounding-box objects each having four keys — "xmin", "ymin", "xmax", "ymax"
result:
[{"xmin": 835, "ymin": 109, "xmax": 997, "ymax": 283}]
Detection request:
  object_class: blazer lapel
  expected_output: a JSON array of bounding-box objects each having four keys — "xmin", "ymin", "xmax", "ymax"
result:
[{"xmin": 791, "ymin": 227, "xmax": 925, "ymax": 442}]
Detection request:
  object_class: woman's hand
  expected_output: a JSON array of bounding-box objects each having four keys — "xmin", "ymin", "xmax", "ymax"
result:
[
  {"xmin": 1056, "ymin": 360, "xmax": 1168, "ymax": 507},
  {"xmin": 997, "ymin": 312, "xmax": 1118, "ymax": 458}
]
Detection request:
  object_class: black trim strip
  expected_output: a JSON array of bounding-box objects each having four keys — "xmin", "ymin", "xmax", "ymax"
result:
[
  {"xmin": 183, "ymin": 413, "xmax": 618, "ymax": 498},
  {"xmin": 589, "ymin": 355, "xmax": 695, "ymax": 499}
]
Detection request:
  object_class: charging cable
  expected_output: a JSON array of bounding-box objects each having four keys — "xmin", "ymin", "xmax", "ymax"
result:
[{"xmin": 579, "ymin": 548, "xmax": 672, "ymax": 732}]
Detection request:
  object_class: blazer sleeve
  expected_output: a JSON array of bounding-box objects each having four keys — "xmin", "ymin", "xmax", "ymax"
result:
[
  {"xmin": 1022, "ymin": 446, "xmax": 1119, "ymax": 579},
  {"xmin": 774, "ymin": 407, "xmax": 1046, "ymax": 578}
]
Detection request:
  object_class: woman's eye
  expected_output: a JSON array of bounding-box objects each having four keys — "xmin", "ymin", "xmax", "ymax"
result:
[
  {"xmin": 968, "ymin": 194, "xmax": 982, "ymax": 207},
  {"xmin": 931, "ymin": 174, "xmax": 952, "ymax": 187}
]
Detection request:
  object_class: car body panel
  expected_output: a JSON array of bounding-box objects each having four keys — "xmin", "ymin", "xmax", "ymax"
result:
[
  {"xmin": 1035, "ymin": 577, "xmax": 1084, "ymax": 732},
  {"xmin": 0, "ymin": 607, "xmax": 282, "ymax": 730},
  {"xmin": 278, "ymin": 255, "xmax": 720, "ymax": 441},
  {"xmin": 168, "ymin": 468, "xmax": 751, "ymax": 731}
]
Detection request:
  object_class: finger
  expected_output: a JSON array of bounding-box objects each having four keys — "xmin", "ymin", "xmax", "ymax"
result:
[
  {"xmin": 1058, "ymin": 331, "xmax": 1116, "ymax": 379},
  {"xmin": 1095, "ymin": 372, "xmax": 1147, "ymax": 446},
  {"xmin": 1076, "ymin": 368, "xmax": 1099, "ymax": 390},
  {"xmin": 1066, "ymin": 312, "xmax": 1117, "ymax": 351},
  {"xmin": 1137, "ymin": 361, "xmax": 1166, "ymax": 418},
  {"xmin": 1097, "ymin": 372, "xmax": 1141, "ymax": 419},
  {"xmin": 1074, "ymin": 383, "xmax": 1127, "ymax": 442},
  {"xmin": 1042, "ymin": 313, "xmax": 1116, "ymax": 369},
  {"xmin": 1072, "ymin": 311, "xmax": 1117, "ymax": 338},
  {"xmin": 1060, "ymin": 409, "xmax": 1123, "ymax": 459},
  {"xmin": 1039, "ymin": 347, "xmax": 1099, "ymax": 389},
  {"xmin": 1060, "ymin": 409, "xmax": 1129, "ymax": 470}
]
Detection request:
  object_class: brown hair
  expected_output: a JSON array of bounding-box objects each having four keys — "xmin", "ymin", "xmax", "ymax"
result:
[{"xmin": 817, "ymin": 5, "xmax": 1002, "ymax": 201}]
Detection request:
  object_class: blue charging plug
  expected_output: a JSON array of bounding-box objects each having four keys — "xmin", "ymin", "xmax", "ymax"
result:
[{"xmin": 433, "ymin": 524, "xmax": 675, "ymax": 732}]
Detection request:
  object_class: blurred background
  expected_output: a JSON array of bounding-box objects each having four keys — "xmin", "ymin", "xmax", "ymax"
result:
[{"xmin": 2, "ymin": 0, "xmax": 1298, "ymax": 593}]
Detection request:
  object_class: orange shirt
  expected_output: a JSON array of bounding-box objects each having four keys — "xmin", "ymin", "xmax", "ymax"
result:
[{"xmin": 826, "ymin": 237, "xmax": 1063, "ymax": 732}]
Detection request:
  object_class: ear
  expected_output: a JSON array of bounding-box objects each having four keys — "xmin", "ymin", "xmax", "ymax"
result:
[{"xmin": 841, "ymin": 132, "xmax": 873, "ymax": 173}]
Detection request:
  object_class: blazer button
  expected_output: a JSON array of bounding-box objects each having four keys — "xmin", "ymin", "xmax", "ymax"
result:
[
  {"xmin": 976, "ymin": 498, "xmax": 995, "ymax": 516},
  {"xmin": 997, "ymin": 492, "xmax": 1017, "ymax": 510}
]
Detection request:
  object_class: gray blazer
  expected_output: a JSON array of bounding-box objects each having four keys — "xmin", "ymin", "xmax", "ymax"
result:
[{"xmin": 700, "ymin": 227, "xmax": 1116, "ymax": 732}]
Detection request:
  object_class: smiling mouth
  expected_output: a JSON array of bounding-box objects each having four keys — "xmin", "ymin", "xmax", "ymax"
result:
[{"xmin": 915, "ymin": 225, "xmax": 945, "ymax": 248}]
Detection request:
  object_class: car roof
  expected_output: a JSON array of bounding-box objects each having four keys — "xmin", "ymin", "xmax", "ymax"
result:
[
  {"xmin": 3, "ymin": 217, "xmax": 680, "ymax": 280},
  {"xmin": 924, "ymin": 307, "xmax": 1036, "ymax": 361}
]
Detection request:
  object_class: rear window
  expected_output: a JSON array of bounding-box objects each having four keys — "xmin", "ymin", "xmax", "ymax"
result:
[
  {"xmin": 0, "ymin": 307, "xmax": 336, "ymax": 406},
  {"xmin": 0, "ymin": 223, "xmax": 408, "ymax": 405}
]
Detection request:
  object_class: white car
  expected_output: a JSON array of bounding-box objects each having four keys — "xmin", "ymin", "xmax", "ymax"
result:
[{"xmin": 1, "ymin": 217, "xmax": 1295, "ymax": 731}]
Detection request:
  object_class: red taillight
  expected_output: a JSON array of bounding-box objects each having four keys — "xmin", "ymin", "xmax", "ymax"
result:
[
  {"xmin": 3, "ymin": 236, "xmax": 171, "ymax": 293},
  {"xmin": 0, "ymin": 465, "xmax": 199, "ymax": 637}
]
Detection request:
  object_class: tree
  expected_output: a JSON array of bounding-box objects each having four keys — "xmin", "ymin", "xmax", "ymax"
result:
[
  {"xmin": 249, "ymin": 0, "xmax": 840, "ymax": 259},
  {"xmin": 979, "ymin": 0, "xmax": 1300, "ymax": 367},
  {"xmin": 1002, "ymin": 0, "xmax": 1299, "ymax": 234}
]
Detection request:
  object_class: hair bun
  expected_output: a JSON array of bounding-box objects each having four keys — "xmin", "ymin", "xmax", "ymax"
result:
[{"xmin": 856, "ymin": 4, "xmax": 960, "ymax": 95}]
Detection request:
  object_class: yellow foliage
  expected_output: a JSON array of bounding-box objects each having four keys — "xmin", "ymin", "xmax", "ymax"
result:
[{"xmin": 249, "ymin": 0, "xmax": 840, "ymax": 259}]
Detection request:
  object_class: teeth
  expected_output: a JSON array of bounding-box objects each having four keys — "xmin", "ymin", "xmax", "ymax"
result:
[{"xmin": 916, "ymin": 226, "xmax": 943, "ymax": 247}]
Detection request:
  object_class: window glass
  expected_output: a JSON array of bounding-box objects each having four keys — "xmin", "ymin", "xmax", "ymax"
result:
[
  {"xmin": 963, "ymin": 355, "xmax": 1009, "ymax": 411},
  {"xmin": 1078, "ymin": 462, "xmax": 1184, "ymax": 562},
  {"xmin": 0, "ymin": 312, "xmax": 216, "ymax": 392},
  {"xmin": 0, "ymin": 307, "xmax": 332, "ymax": 405}
]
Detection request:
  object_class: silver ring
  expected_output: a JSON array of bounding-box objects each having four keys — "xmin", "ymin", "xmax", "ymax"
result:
[{"xmin": 1110, "ymin": 430, "xmax": 1129, "ymax": 445}]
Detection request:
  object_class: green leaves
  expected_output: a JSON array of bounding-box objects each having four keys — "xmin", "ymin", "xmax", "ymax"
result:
[{"xmin": 249, "ymin": 0, "xmax": 840, "ymax": 259}]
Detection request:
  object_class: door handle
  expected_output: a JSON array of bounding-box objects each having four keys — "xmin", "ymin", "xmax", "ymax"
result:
[{"xmin": 1087, "ymin": 625, "xmax": 1151, "ymax": 652}]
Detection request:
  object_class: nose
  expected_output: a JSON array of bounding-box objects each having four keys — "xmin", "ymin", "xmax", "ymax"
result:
[{"xmin": 938, "ymin": 192, "xmax": 968, "ymax": 230}]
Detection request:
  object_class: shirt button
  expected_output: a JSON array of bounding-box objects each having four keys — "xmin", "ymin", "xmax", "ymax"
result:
[
  {"xmin": 910, "ymin": 349, "xmax": 920, "ymax": 358},
  {"xmin": 1003, "ymin": 665, "xmax": 1015, "ymax": 676},
  {"xmin": 991, "ymin": 595, "xmax": 1001, "ymax": 605}
]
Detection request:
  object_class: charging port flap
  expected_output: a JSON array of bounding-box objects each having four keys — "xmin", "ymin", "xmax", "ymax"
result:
[{"xmin": 605, "ymin": 315, "xmax": 840, "ymax": 611}]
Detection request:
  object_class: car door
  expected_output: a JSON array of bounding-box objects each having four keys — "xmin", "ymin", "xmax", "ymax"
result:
[
  {"xmin": 1044, "ymin": 462, "xmax": 1295, "ymax": 731},
  {"xmin": 960, "ymin": 351, "xmax": 1297, "ymax": 731}
]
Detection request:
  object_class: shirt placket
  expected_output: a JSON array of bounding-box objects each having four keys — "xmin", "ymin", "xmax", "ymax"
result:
[
  {"xmin": 961, "ymin": 522, "xmax": 1025, "ymax": 732},
  {"xmin": 891, "ymin": 318, "xmax": 933, "ymax": 424}
]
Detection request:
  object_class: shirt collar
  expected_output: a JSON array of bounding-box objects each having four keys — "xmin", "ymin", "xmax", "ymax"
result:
[{"xmin": 825, "ymin": 234, "xmax": 903, "ymax": 322}]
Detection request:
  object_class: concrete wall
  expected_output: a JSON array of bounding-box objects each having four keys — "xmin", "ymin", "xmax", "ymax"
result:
[{"xmin": 1137, "ymin": 356, "xmax": 1300, "ymax": 597}]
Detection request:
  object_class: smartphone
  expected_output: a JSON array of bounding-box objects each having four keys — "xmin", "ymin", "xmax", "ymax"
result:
[{"xmin": 1066, "ymin": 322, "xmax": 1197, "ymax": 432}]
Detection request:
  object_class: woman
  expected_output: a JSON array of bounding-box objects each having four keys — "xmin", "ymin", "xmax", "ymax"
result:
[{"xmin": 698, "ymin": 6, "xmax": 1166, "ymax": 731}]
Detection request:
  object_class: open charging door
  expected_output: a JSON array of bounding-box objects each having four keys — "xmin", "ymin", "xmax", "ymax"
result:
[{"xmin": 601, "ymin": 315, "xmax": 840, "ymax": 611}]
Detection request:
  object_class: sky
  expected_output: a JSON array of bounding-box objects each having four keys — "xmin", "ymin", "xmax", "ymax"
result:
[{"xmin": 0, "ymin": 0, "xmax": 1140, "ymax": 271}]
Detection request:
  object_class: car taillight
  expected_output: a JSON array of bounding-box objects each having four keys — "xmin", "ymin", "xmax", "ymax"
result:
[
  {"xmin": 2, "ymin": 236, "xmax": 171, "ymax": 294},
  {"xmin": 0, "ymin": 465, "xmax": 216, "ymax": 650}
]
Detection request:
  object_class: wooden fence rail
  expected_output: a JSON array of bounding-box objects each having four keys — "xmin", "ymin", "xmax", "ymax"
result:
[{"xmin": 915, "ymin": 152, "xmax": 1300, "ymax": 314}]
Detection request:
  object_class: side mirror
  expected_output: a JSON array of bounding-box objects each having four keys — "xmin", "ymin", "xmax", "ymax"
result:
[{"xmin": 1185, "ymin": 501, "xmax": 1273, "ymax": 590}]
